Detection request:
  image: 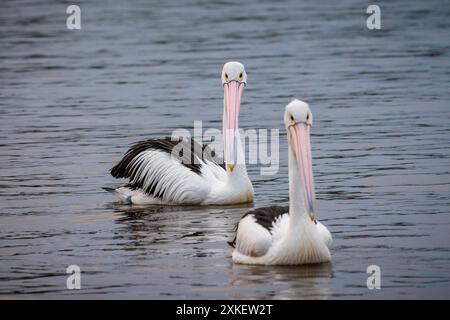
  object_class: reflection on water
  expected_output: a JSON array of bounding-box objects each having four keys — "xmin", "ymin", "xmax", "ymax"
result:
[
  {"xmin": 1, "ymin": 0, "xmax": 450, "ymax": 298},
  {"xmin": 229, "ymin": 263, "xmax": 334, "ymax": 299}
]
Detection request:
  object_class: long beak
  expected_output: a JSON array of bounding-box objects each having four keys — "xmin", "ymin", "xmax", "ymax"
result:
[
  {"xmin": 224, "ymin": 81, "xmax": 244, "ymax": 172},
  {"xmin": 289, "ymin": 123, "xmax": 316, "ymax": 221}
]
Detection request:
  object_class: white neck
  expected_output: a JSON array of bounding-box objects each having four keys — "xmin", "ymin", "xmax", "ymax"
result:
[
  {"xmin": 288, "ymin": 142, "xmax": 310, "ymax": 228},
  {"xmin": 202, "ymin": 96, "xmax": 252, "ymax": 205},
  {"xmin": 222, "ymin": 96, "xmax": 247, "ymax": 176}
]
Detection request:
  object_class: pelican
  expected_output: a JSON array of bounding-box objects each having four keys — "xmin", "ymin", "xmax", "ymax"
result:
[
  {"xmin": 230, "ymin": 100, "xmax": 332, "ymax": 265},
  {"xmin": 104, "ymin": 62, "xmax": 254, "ymax": 205}
]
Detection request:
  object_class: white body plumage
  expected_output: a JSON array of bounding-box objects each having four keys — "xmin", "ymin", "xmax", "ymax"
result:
[{"xmin": 113, "ymin": 148, "xmax": 253, "ymax": 205}]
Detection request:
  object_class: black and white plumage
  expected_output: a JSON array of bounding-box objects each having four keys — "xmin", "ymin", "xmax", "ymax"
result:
[
  {"xmin": 111, "ymin": 136, "xmax": 224, "ymax": 182},
  {"xmin": 228, "ymin": 205, "xmax": 288, "ymax": 247},
  {"xmin": 231, "ymin": 100, "xmax": 332, "ymax": 265},
  {"xmin": 105, "ymin": 62, "xmax": 254, "ymax": 205}
]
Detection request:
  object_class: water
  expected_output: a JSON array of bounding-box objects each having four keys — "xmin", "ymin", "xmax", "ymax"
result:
[{"xmin": 1, "ymin": 0, "xmax": 450, "ymax": 299}]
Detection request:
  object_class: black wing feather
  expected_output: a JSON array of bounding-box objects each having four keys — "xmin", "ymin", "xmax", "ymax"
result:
[
  {"xmin": 228, "ymin": 205, "xmax": 289, "ymax": 248},
  {"xmin": 110, "ymin": 137, "xmax": 225, "ymax": 198}
]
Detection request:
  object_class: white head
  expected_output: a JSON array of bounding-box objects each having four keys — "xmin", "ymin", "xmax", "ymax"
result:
[
  {"xmin": 284, "ymin": 99, "xmax": 313, "ymax": 129},
  {"xmin": 221, "ymin": 61, "xmax": 247, "ymax": 85},
  {"xmin": 284, "ymin": 99, "xmax": 315, "ymax": 221},
  {"xmin": 221, "ymin": 61, "xmax": 247, "ymax": 172}
]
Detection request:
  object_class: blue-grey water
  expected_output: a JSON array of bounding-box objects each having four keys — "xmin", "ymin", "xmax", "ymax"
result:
[{"xmin": 1, "ymin": 0, "xmax": 450, "ymax": 299}]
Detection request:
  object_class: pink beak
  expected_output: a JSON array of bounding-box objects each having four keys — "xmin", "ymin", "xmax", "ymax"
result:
[
  {"xmin": 223, "ymin": 81, "xmax": 245, "ymax": 172},
  {"xmin": 289, "ymin": 123, "xmax": 316, "ymax": 219}
]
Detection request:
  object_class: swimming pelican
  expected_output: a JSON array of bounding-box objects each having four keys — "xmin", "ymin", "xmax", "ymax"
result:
[
  {"xmin": 105, "ymin": 62, "xmax": 254, "ymax": 205},
  {"xmin": 230, "ymin": 100, "xmax": 332, "ymax": 265}
]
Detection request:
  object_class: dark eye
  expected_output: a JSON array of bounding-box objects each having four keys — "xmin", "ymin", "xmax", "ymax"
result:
[
  {"xmin": 225, "ymin": 73, "xmax": 229, "ymax": 80},
  {"xmin": 306, "ymin": 114, "xmax": 310, "ymax": 121},
  {"xmin": 290, "ymin": 115, "xmax": 294, "ymax": 121},
  {"xmin": 238, "ymin": 72, "xmax": 243, "ymax": 80}
]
